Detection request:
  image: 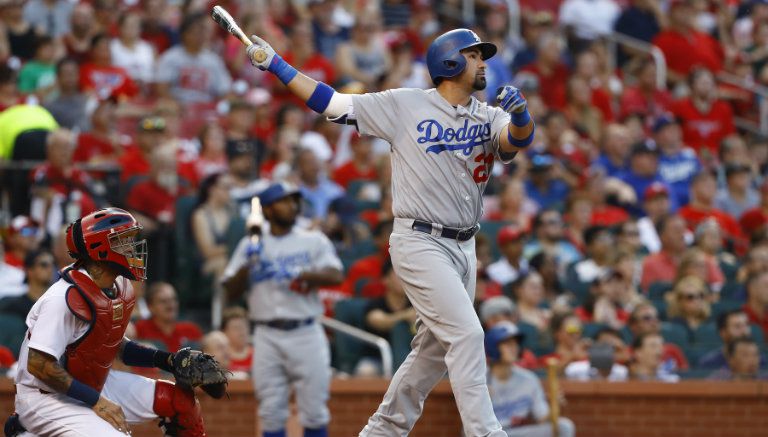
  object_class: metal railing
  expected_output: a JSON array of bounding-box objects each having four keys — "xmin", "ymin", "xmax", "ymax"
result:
[
  {"xmin": 605, "ymin": 32, "xmax": 668, "ymax": 90},
  {"xmin": 320, "ymin": 316, "xmax": 393, "ymax": 378},
  {"xmin": 716, "ymin": 71, "xmax": 768, "ymax": 135}
]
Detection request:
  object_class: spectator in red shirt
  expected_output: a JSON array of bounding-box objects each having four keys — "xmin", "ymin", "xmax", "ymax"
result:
[
  {"xmin": 572, "ymin": 49, "xmax": 613, "ymax": 122},
  {"xmin": 640, "ymin": 214, "xmax": 688, "ymax": 291},
  {"xmin": 61, "ymin": 2, "xmax": 97, "ymax": 64},
  {"xmin": 520, "ymin": 31, "xmax": 570, "ymax": 110},
  {"xmin": 221, "ymin": 306, "xmax": 253, "ymax": 378},
  {"xmin": 140, "ymin": 0, "xmax": 176, "ymax": 54},
  {"xmin": 3, "ymin": 216, "xmax": 41, "ymax": 268},
  {"xmin": 739, "ymin": 179, "xmax": 768, "ymax": 240},
  {"xmin": 743, "ymin": 270, "xmax": 768, "ymax": 340},
  {"xmin": 282, "ymin": 20, "xmax": 336, "ymax": 87},
  {"xmin": 651, "ymin": 0, "xmax": 723, "ymax": 83},
  {"xmin": 79, "ymin": 33, "xmax": 139, "ymax": 100},
  {"xmin": 30, "ymin": 129, "xmax": 98, "ymax": 234},
  {"xmin": 485, "ymin": 178, "xmax": 538, "ymax": 227},
  {"xmin": 678, "ymin": 170, "xmax": 745, "ymax": 247},
  {"xmin": 333, "ymin": 133, "xmax": 377, "ymax": 189},
  {"xmin": 193, "ymin": 120, "xmax": 229, "ymax": 183},
  {"xmin": 539, "ymin": 312, "xmax": 589, "ymax": 372},
  {"xmin": 125, "ymin": 145, "xmax": 189, "ymax": 281},
  {"xmin": 118, "ymin": 115, "xmax": 167, "ymax": 181},
  {"xmin": 73, "ymin": 97, "xmax": 131, "ymax": 164},
  {"xmin": 672, "ymin": 68, "xmax": 735, "ymax": 160},
  {"xmin": 341, "ymin": 220, "xmax": 392, "ymax": 297},
  {"xmin": 628, "ymin": 303, "xmax": 689, "ymax": 371},
  {"xmin": 619, "ymin": 58, "xmax": 673, "ymax": 121},
  {"xmin": 134, "ymin": 281, "xmax": 203, "ymax": 352}
]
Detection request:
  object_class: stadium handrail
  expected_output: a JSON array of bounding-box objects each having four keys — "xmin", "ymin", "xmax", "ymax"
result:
[
  {"xmin": 605, "ymin": 31, "xmax": 667, "ymax": 90},
  {"xmin": 320, "ymin": 316, "xmax": 394, "ymax": 378},
  {"xmin": 716, "ymin": 70, "xmax": 768, "ymax": 135}
]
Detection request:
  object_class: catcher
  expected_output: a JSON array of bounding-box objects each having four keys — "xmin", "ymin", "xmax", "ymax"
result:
[{"xmin": 3, "ymin": 208, "xmax": 228, "ymax": 437}]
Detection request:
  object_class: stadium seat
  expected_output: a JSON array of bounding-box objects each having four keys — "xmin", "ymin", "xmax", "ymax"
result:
[
  {"xmin": 710, "ymin": 299, "xmax": 743, "ymax": 319},
  {"xmin": 692, "ymin": 322, "xmax": 720, "ymax": 346},
  {"xmin": 718, "ymin": 281, "xmax": 743, "ymax": 299},
  {"xmin": 0, "ymin": 314, "xmax": 28, "ymax": 359},
  {"xmin": 660, "ymin": 322, "xmax": 689, "ymax": 346},
  {"xmin": 648, "ymin": 281, "xmax": 673, "ymax": 300},
  {"xmin": 478, "ymin": 220, "xmax": 512, "ymax": 260},
  {"xmin": 563, "ymin": 262, "xmax": 590, "ymax": 303},
  {"xmin": 583, "ymin": 322, "xmax": 607, "ymax": 339},
  {"xmin": 751, "ymin": 324, "xmax": 765, "ymax": 345},
  {"xmin": 332, "ymin": 298, "xmax": 370, "ymax": 374},
  {"xmin": 679, "ymin": 368, "xmax": 713, "ymax": 379},
  {"xmin": 390, "ymin": 320, "xmax": 414, "ymax": 372},
  {"xmin": 174, "ymin": 195, "xmax": 213, "ymax": 310},
  {"xmin": 651, "ymin": 299, "xmax": 668, "ymax": 320},
  {"xmin": 517, "ymin": 321, "xmax": 553, "ymax": 356}
]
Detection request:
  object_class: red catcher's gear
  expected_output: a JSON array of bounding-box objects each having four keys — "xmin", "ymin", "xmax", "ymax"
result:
[
  {"xmin": 65, "ymin": 207, "xmax": 147, "ymax": 281},
  {"xmin": 61, "ymin": 268, "xmax": 135, "ymax": 391},
  {"xmin": 153, "ymin": 380, "xmax": 206, "ymax": 437}
]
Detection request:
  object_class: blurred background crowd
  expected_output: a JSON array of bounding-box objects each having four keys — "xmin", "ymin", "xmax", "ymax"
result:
[{"xmin": 0, "ymin": 0, "xmax": 767, "ymax": 387}]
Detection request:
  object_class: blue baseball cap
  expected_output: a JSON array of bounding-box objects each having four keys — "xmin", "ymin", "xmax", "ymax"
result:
[{"xmin": 258, "ymin": 182, "xmax": 301, "ymax": 206}]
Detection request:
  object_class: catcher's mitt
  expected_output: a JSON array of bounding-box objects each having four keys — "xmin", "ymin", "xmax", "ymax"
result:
[{"xmin": 171, "ymin": 347, "xmax": 230, "ymax": 399}]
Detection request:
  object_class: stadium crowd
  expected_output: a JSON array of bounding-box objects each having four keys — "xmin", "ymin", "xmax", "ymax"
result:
[{"xmin": 1, "ymin": 0, "xmax": 768, "ymax": 392}]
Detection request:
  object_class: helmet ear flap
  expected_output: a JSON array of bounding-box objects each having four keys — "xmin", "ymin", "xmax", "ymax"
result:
[{"xmin": 71, "ymin": 219, "xmax": 90, "ymax": 261}]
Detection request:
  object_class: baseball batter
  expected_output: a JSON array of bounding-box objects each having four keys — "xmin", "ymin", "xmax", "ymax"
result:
[
  {"xmin": 5, "ymin": 208, "xmax": 227, "ymax": 437},
  {"xmin": 245, "ymin": 28, "xmax": 534, "ymax": 437},
  {"xmin": 221, "ymin": 183, "xmax": 344, "ymax": 437}
]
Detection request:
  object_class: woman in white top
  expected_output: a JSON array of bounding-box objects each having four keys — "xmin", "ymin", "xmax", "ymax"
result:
[{"xmin": 110, "ymin": 11, "xmax": 155, "ymax": 84}]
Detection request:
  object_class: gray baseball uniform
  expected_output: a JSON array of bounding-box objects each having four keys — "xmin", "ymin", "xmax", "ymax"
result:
[
  {"xmin": 223, "ymin": 228, "xmax": 342, "ymax": 432},
  {"xmin": 347, "ymin": 88, "xmax": 513, "ymax": 437},
  {"xmin": 487, "ymin": 366, "xmax": 575, "ymax": 437}
]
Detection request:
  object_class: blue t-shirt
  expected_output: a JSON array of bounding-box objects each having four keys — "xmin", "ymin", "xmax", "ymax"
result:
[
  {"xmin": 619, "ymin": 170, "xmax": 678, "ymax": 212},
  {"xmin": 658, "ymin": 149, "xmax": 701, "ymax": 207},
  {"xmin": 525, "ymin": 179, "xmax": 571, "ymax": 211}
]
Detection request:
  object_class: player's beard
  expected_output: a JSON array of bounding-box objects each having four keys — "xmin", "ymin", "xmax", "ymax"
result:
[
  {"xmin": 273, "ymin": 214, "xmax": 297, "ymax": 229},
  {"xmin": 473, "ymin": 74, "xmax": 487, "ymax": 91}
]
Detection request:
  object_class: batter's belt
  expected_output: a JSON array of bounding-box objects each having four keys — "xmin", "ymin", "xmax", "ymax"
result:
[{"xmin": 394, "ymin": 218, "xmax": 480, "ymax": 242}]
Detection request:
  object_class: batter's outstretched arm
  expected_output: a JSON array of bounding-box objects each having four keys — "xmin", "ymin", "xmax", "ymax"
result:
[
  {"xmin": 246, "ymin": 35, "xmax": 351, "ymax": 118},
  {"xmin": 495, "ymin": 85, "xmax": 536, "ymax": 158}
]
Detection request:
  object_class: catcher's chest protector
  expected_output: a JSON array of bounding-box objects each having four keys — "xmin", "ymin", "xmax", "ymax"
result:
[{"xmin": 62, "ymin": 268, "xmax": 135, "ymax": 391}]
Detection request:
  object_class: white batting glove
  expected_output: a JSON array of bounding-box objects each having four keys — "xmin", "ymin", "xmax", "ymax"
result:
[
  {"xmin": 496, "ymin": 85, "xmax": 528, "ymax": 114},
  {"xmin": 246, "ymin": 35, "xmax": 277, "ymax": 71}
]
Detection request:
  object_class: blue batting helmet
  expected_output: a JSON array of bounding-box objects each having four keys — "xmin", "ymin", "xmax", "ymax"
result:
[
  {"xmin": 426, "ymin": 28, "xmax": 497, "ymax": 84},
  {"xmin": 258, "ymin": 182, "xmax": 301, "ymax": 207},
  {"xmin": 485, "ymin": 321, "xmax": 525, "ymax": 361}
]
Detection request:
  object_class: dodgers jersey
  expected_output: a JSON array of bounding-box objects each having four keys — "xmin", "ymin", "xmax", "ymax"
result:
[
  {"xmin": 487, "ymin": 366, "xmax": 549, "ymax": 429},
  {"xmin": 349, "ymin": 88, "xmax": 512, "ymax": 228},
  {"xmin": 224, "ymin": 228, "xmax": 342, "ymax": 322}
]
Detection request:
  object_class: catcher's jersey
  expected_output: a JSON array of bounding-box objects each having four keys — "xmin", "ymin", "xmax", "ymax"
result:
[
  {"xmin": 15, "ymin": 272, "xmax": 90, "ymax": 392},
  {"xmin": 225, "ymin": 228, "xmax": 343, "ymax": 321},
  {"xmin": 349, "ymin": 88, "xmax": 511, "ymax": 228}
]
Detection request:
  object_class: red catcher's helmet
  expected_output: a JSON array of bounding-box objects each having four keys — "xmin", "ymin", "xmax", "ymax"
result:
[{"xmin": 65, "ymin": 207, "xmax": 147, "ymax": 281}]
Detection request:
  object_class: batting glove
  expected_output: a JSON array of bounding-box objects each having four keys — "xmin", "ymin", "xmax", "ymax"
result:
[
  {"xmin": 247, "ymin": 35, "xmax": 277, "ymax": 71},
  {"xmin": 496, "ymin": 86, "xmax": 528, "ymax": 114}
]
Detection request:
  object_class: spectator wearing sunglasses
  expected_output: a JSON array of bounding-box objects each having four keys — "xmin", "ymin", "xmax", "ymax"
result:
[
  {"xmin": 628, "ymin": 303, "xmax": 689, "ymax": 371},
  {"xmin": 0, "ymin": 249, "xmax": 54, "ymax": 319},
  {"xmin": 3, "ymin": 215, "xmax": 41, "ymax": 269},
  {"xmin": 665, "ymin": 275, "xmax": 713, "ymax": 340}
]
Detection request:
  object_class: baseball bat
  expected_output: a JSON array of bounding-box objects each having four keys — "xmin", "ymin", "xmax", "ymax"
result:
[
  {"xmin": 545, "ymin": 357, "xmax": 560, "ymax": 437},
  {"xmin": 211, "ymin": 5, "xmax": 252, "ymax": 47}
]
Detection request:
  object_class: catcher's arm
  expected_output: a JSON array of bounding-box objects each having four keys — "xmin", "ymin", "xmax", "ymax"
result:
[{"xmin": 244, "ymin": 35, "xmax": 351, "ymax": 119}]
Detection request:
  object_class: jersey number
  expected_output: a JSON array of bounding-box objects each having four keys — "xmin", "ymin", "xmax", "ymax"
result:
[{"xmin": 472, "ymin": 153, "xmax": 494, "ymax": 183}]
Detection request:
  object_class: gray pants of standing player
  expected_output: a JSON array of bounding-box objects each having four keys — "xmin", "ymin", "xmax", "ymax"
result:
[
  {"xmin": 359, "ymin": 218, "xmax": 506, "ymax": 437},
  {"xmin": 252, "ymin": 323, "xmax": 331, "ymax": 432}
]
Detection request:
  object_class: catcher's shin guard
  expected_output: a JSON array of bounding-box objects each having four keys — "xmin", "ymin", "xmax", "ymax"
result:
[{"xmin": 153, "ymin": 380, "xmax": 206, "ymax": 437}]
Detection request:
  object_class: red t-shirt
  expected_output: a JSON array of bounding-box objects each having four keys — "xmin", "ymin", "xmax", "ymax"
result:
[
  {"xmin": 672, "ymin": 98, "xmax": 735, "ymax": 157},
  {"xmin": 125, "ymin": 178, "xmax": 178, "ymax": 221},
  {"xmin": 678, "ymin": 205, "xmax": 743, "ymax": 243},
  {"xmin": 229, "ymin": 346, "xmax": 253, "ymax": 374},
  {"xmin": 342, "ymin": 253, "xmax": 385, "ymax": 296},
  {"xmin": 29, "ymin": 164, "xmax": 97, "ymax": 214},
  {"xmin": 134, "ymin": 319, "xmax": 203, "ymax": 353},
  {"xmin": 79, "ymin": 63, "xmax": 139, "ymax": 99},
  {"xmin": 332, "ymin": 161, "xmax": 378, "ymax": 189},
  {"xmin": 519, "ymin": 62, "xmax": 570, "ymax": 110},
  {"xmin": 743, "ymin": 304, "xmax": 768, "ymax": 341},
  {"xmin": 739, "ymin": 207, "xmax": 768, "ymax": 236},
  {"xmin": 118, "ymin": 146, "xmax": 150, "ymax": 181},
  {"xmin": 619, "ymin": 86, "xmax": 674, "ymax": 120},
  {"xmin": 4, "ymin": 252, "xmax": 22, "ymax": 268},
  {"xmin": 591, "ymin": 88, "xmax": 614, "ymax": 122},
  {"xmin": 652, "ymin": 29, "xmax": 723, "ymax": 76},
  {"xmin": 0, "ymin": 345, "xmax": 14, "ymax": 368}
]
